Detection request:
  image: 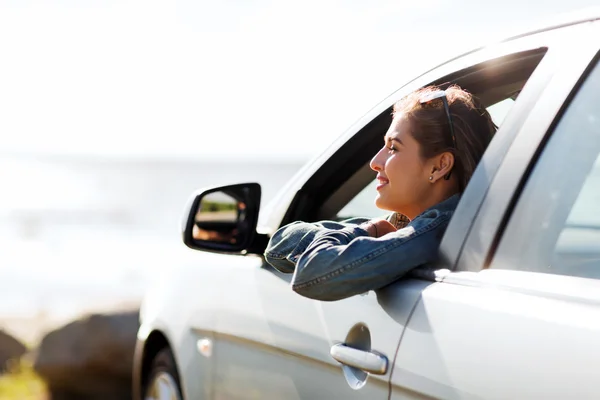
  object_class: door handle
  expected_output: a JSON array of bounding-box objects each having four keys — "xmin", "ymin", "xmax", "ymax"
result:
[{"xmin": 330, "ymin": 343, "xmax": 388, "ymax": 375}]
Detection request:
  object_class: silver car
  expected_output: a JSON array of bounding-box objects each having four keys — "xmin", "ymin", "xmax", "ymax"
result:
[{"xmin": 134, "ymin": 10, "xmax": 600, "ymax": 400}]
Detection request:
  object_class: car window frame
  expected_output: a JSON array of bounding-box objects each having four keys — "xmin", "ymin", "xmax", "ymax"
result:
[{"xmin": 491, "ymin": 55, "xmax": 600, "ymax": 279}]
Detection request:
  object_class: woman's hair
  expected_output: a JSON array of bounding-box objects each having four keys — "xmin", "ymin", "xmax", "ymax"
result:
[{"xmin": 393, "ymin": 85, "xmax": 497, "ymax": 192}]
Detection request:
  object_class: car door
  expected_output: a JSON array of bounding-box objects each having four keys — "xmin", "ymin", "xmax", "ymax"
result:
[
  {"xmin": 210, "ymin": 209, "xmax": 426, "ymax": 399},
  {"xmin": 253, "ymin": 263, "xmax": 428, "ymax": 400},
  {"xmin": 391, "ymin": 22, "xmax": 600, "ymax": 399}
]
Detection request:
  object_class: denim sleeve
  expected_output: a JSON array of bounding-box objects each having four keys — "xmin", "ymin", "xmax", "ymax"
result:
[
  {"xmin": 264, "ymin": 218, "xmax": 372, "ymax": 274},
  {"xmin": 291, "ymin": 210, "xmax": 451, "ymax": 301}
]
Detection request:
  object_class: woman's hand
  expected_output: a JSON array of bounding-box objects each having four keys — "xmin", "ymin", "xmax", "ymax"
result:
[{"xmin": 361, "ymin": 219, "xmax": 397, "ymax": 238}]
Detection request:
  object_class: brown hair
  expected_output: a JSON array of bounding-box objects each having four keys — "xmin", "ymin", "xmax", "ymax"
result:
[{"xmin": 393, "ymin": 85, "xmax": 497, "ymax": 192}]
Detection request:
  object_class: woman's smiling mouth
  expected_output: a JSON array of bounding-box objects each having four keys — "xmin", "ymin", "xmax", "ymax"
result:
[{"xmin": 376, "ymin": 176, "xmax": 389, "ymax": 190}]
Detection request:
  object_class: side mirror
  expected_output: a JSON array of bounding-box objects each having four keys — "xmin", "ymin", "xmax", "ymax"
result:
[{"xmin": 182, "ymin": 183, "xmax": 262, "ymax": 254}]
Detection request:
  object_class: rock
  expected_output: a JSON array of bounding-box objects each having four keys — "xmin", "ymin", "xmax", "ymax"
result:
[
  {"xmin": 0, "ymin": 329, "xmax": 27, "ymax": 373},
  {"xmin": 34, "ymin": 310, "xmax": 139, "ymax": 400}
]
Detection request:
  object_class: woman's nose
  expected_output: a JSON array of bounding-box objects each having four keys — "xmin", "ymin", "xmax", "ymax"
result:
[{"xmin": 370, "ymin": 148, "xmax": 385, "ymax": 172}]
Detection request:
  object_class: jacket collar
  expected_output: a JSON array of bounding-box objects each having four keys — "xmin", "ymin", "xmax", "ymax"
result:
[{"xmin": 414, "ymin": 193, "xmax": 460, "ymax": 220}]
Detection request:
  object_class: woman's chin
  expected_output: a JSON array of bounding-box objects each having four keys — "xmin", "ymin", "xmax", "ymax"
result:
[
  {"xmin": 374, "ymin": 196, "xmax": 388, "ymax": 210},
  {"xmin": 375, "ymin": 196, "xmax": 402, "ymax": 213}
]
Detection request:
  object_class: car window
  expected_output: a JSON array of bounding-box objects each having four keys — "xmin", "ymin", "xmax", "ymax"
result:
[
  {"xmin": 335, "ymin": 179, "xmax": 383, "ymax": 219},
  {"xmin": 487, "ymin": 97, "xmax": 515, "ymax": 126},
  {"xmin": 491, "ymin": 56, "xmax": 600, "ymax": 279},
  {"xmin": 335, "ymin": 98, "xmax": 517, "ymax": 220}
]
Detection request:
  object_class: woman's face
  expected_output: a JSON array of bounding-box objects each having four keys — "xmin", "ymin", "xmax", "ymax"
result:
[{"xmin": 370, "ymin": 116, "xmax": 432, "ymax": 217}]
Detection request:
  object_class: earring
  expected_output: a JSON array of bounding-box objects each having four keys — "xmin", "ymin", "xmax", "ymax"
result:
[{"xmin": 429, "ymin": 176, "xmax": 433, "ymax": 181}]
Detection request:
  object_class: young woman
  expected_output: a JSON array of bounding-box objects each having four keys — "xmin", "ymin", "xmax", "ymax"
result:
[{"xmin": 265, "ymin": 85, "xmax": 497, "ymax": 301}]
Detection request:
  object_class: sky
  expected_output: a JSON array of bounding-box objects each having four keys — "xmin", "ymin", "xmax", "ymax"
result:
[{"xmin": 0, "ymin": 0, "xmax": 598, "ymax": 160}]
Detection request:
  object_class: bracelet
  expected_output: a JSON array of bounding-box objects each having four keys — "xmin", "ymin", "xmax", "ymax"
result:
[{"xmin": 365, "ymin": 221, "xmax": 377, "ymax": 238}]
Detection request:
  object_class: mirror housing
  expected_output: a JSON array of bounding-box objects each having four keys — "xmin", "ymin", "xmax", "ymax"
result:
[{"xmin": 182, "ymin": 183, "xmax": 263, "ymax": 254}]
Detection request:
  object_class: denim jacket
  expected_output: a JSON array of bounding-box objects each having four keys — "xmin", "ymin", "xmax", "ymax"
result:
[{"xmin": 264, "ymin": 194, "xmax": 460, "ymax": 301}]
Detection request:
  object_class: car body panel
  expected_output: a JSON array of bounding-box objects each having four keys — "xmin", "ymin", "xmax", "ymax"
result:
[
  {"xmin": 138, "ymin": 252, "xmax": 261, "ymax": 400},
  {"xmin": 392, "ymin": 272, "xmax": 600, "ymax": 399}
]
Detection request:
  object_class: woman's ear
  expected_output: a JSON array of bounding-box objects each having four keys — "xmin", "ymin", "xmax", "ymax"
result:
[{"xmin": 430, "ymin": 152, "xmax": 455, "ymax": 182}]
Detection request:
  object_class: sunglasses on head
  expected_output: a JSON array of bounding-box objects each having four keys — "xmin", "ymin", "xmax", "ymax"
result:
[{"xmin": 419, "ymin": 90, "xmax": 455, "ymax": 180}]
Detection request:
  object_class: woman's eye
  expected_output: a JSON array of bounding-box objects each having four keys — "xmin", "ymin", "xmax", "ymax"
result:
[{"xmin": 387, "ymin": 145, "xmax": 396, "ymax": 153}]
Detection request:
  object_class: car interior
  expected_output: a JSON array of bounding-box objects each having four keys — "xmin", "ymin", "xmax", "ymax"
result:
[{"xmin": 278, "ymin": 47, "xmax": 549, "ymax": 227}]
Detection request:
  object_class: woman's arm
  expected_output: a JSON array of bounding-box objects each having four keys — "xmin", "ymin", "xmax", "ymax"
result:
[
  {"xmin": 264, "ymin": 218, "xmax": 372, "ymax": 273},
  {"xmin": 291, "ymin": 209, "xmax": 452, "ymax": 301}
]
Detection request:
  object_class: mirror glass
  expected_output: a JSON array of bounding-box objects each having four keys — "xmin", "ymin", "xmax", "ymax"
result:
[{"xmin": 192, "ymin": 191, "xmax": 245, "ymax": 244}]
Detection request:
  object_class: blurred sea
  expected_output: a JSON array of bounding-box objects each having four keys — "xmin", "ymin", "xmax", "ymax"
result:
[{"xmin": 0, "ymin": 155, "xmax": 307, "ymax": 342}]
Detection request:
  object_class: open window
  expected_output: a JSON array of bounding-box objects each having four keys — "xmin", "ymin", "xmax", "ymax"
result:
[
  {"xmin": 326, "ymin": 48, "xmax": 548, "ymax": 221},
  {"xmin": 335, "ymin": 83, "xmax": 529, "ymax": 220},
  {"xmin": 277, "ymin": 46, "xmax": 550, "ymax": 229}
]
